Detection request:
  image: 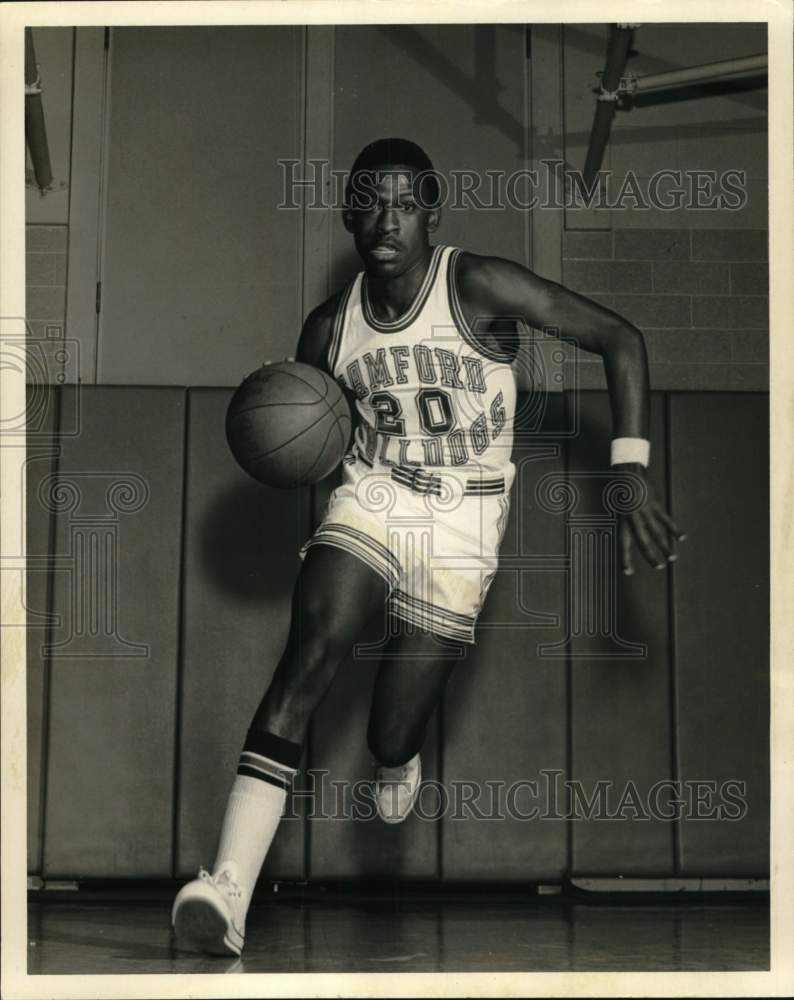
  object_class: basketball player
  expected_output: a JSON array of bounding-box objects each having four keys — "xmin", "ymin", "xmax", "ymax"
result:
[{"xmin": 172, "ymin": 138, "xmax": 684, "ymax": 956}]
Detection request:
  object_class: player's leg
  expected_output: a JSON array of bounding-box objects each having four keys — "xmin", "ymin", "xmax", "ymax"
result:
[
  {"xmin": 367, "ymin": 625, "xmax": 465, "ymax": 823},
  {"xmin": 173, "ymin": 543, "xmax": 388, "ymax": 955},
  {"xmin": 250, "ymin": 542, "xmax": 390, "ymax": 742},
  {"xmin": 211, "ymin": 543, "xmax": 389, "ymax": 906}
]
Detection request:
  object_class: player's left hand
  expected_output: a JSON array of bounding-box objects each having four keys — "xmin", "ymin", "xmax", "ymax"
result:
[{"xmin": 611, "ymin": 463, "xmax": 687, "ymax": 576}]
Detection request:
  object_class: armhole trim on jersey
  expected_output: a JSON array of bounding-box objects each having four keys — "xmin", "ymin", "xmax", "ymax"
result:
[
  {"xmin": 327, "ymin": 280, "xmax": 355, "ymax": 375},
  {"xmin": 447, "ymin": 248, "xmax": 517, "ymax": 364}
]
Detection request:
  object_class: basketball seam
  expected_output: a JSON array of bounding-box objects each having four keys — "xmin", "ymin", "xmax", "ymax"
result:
[
  {"xmin": 242, "ymin": 406, "xmax": 333, "ymax": 462},
  {"xmin": 229, "ymin": 398, "xmax": 334, "ymax": 416},
  {"xmin": 279, "ymin": 367, "xmax": 334, "ymax": 402},
  {"xmin": 229, "ymin": 368, "xmax": 338, "ymax": 423},
  {"xmin": 241, "ymin": 387, "xmax": 348, "ymax": 464},
  {"xmin": 298, "ymin": 417, "xmax": 341, "ymax": 484}
]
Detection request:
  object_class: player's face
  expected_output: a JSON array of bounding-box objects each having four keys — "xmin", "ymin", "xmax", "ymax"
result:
[{"xmin": 345, "ymin": 166, "xmax": 438, "ymax": 277}]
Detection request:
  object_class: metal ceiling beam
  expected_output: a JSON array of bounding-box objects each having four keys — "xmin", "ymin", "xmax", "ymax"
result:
[
  {"xmin": 582, "ymin": 24, "xmax": 636, "ymax": 188},
  {"xmin": 582, "ymin": 29, "xmax": 767, "ymax": 189}
]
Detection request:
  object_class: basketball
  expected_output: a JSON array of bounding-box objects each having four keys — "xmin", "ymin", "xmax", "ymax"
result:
[{"xmin": 226, "ymin": 361, "xmax": 352, "ymax": 488}]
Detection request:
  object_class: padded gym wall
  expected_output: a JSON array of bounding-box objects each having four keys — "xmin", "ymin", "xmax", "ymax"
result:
[
  {"xmin": 669, "ymin": 393, "xmax": 769, "ymax": 875},
  {"xmin": 567, "ymin": 392, "xmax": 675, "ymax": 876},
  {"xmin": 441, "ymin": 393, "xmax": 569, "ymax": 881},
  {"xmin": 176, "ymin": 389, "xmax": 311, "ymax": 881},
  {"xmin": 26, "ymin": 388, "xmax": 769, "ymax": 880},
  {"xmin": 41, "ymin": 387, "xmax": 185, "ymax": 877}
]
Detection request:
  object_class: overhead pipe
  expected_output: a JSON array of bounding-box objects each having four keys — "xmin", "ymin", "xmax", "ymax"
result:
[
  {"xmin": 629, "ymin": 53, "xmax": 767, "ymax": 94},
  {"xmin": 25, "ymin": 27, "xmax": 54, "ymax": 194},
  {"xmin": 582, "ymin": 24, "xmax": 636, "ymax": 189}
]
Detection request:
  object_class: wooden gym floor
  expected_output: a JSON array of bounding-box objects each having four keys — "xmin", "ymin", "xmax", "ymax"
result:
[{"xmin": 27, "ymin": 885, "xmax": 769, "ymax": 975}]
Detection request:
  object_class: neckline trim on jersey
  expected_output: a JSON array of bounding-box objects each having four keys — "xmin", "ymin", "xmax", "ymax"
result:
[{"xmin": 361, "ymin": 244, "xmax": 445, "ymax": 333}]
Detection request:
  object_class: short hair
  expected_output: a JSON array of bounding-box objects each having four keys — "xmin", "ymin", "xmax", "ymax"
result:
[{"xmin": 346, "ymin": 137, "xmax": 441, "ymax": 210}]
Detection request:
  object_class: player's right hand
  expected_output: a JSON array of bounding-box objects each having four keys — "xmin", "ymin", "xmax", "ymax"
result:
[{"xmin": 262, "ymin": 356, "xmax": 295, "ymax": 366}]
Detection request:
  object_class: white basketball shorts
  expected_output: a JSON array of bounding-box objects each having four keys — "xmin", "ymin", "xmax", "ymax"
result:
[{"xmin": 299, "ymin": 453, "xmax": 512, "ymax": 644}]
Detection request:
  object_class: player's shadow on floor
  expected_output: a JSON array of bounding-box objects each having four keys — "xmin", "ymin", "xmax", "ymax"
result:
[
  {"xmin": 31, "ymin": 924, "xmax": 243, "ymax": 971},
  {"xmin": 197, "ymin": 479, "xmax": 310, "ymax": 604}
]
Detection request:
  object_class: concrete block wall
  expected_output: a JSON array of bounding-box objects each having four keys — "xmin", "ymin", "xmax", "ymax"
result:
[
  {"xmin": 562, "ymin": 227, "xmax": 768, "ymax": 390},
  {"xmin": 25, "ymin": 226, "xmax": 70, "ymax": 382},
  {"xmin": 560, "ymin": 23, "xmax": 768, "ymax": 391},
  {"xmin": 24, "ymin": 23, "xmax": 769, "ymax": 394}
]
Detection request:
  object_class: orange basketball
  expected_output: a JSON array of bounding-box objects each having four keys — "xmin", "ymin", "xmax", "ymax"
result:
[{"xmin": 226, "ymin": 362, "xmax": 352, "ymax": 488}]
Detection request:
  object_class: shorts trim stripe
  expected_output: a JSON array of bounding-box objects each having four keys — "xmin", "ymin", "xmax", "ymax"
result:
[
  {"xmin": 304, "ymin": 522, "xmax": 401, "ymax": 574},
  {"xmin": 389, "ymin": 606, "xmax": 473, "ymax": 642},
  {"xmin": 324, "ymin": 522, "xmax": 401, "ymax": 576},
  {"xmin": 389, "ymin": 595, "xmax": 476, "ymax": 644},
  {"xmin": 391, "ymin": 588, "xmax": 478, "ymax": 626},
  {"xmin": 302, "ymin": 524, "xmax": 401, "ymax": 588},
  {"xmin": 303, "ymin": 536, "xmax": 395, "ymax": 588}
]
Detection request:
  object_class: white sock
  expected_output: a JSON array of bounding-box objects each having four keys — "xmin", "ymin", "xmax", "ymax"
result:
[{"xmin": 212, "ymin": 774, "xmax": 287, "ymax": 905}]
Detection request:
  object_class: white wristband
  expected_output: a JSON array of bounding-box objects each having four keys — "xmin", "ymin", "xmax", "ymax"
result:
[{"xmin": 610, "ymin": 437, "xmax": 650, "ymax": 467}]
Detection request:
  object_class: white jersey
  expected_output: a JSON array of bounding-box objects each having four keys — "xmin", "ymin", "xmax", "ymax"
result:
[{"xmin": 327, "ymin": 244, "xmax": 516, "ymax": 487}]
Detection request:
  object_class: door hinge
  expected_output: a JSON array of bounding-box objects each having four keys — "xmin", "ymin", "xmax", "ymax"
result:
[{"xmin": 95, "ymin": 280, "xmax": 102, "ymax": 314}]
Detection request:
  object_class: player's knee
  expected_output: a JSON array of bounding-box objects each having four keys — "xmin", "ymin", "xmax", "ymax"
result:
[
  {"xmin": 292, "ymin": 589, "xmax": 350, "ymax": 661},
  {"xmin": 367, "ymin": 721, "xmax": 421, "ymax": 768},
  {"xmin": 288, "ymin": 631, "xmax": 343, "ymax": 689},
  {"xmin": 286, "ymin": 613, "xmax": 350, "ymax": 693}
]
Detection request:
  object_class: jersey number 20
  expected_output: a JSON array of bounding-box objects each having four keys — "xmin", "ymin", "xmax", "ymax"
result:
[{"xmin": 370, "ymin": 388, "xmax": 455, "ymax": 437}]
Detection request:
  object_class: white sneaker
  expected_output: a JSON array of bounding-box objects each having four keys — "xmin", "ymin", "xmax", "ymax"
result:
[
  {"xmin": 375, "ymin": 753, "xmax": 422, "ymax": 824},
  {"xmin": 171, "ymin": 866, "xmax": 246, "ymax": 956}
]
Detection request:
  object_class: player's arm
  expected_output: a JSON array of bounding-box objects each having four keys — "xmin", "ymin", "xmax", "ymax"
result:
[
  {"xmin": 295, "ymin": 296, "xmax": 338, "ymax": 372},
  {"xmin": 457, "ymin": 252, "xmax": 686, "ymax": 573},
  {"xmin": 457, "ymin": 252, "xmax": 650, "ymax": 438},
  {"xmin": 295, "ymin": 292, "xmax": 361, "ymax": 434}
]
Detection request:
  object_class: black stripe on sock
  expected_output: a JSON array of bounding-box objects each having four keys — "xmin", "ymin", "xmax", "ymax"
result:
[
  {"xmin": 244, "ymin": 729, "xmax": 303, "ymax": 770},
  {"xmin": 237, "ymin": 763, "xmax": 290, "ymax": 791}
]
